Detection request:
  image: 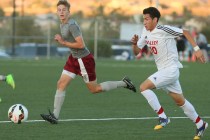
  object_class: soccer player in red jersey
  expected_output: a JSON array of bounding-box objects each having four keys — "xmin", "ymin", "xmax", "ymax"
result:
[{"xmin": 131, "ymin": 7, "xmax": 207, "ymax": 140}]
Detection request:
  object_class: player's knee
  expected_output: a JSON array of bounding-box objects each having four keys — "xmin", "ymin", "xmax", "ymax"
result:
[
  {"xmin": 57, "ymin": 80, "xmax": 66, "ymax": 90},
  {"xmin": 140, "ymin": 84, "xmax": 147, "ymax": 93},
  {"xmin": 89, "ymin": 88, "xmax": 100, "ymax": 94},
  {"xmin": 175, "ymin": 99, "xmax": 185, "ymax": 106},
  {"xmin": 88, "ymin": 86, "xmax": 100, "ymax": 94},
  {"xmin": 87, "ymin": 83, "xmax": 102, "ymax": 94},
  {"xmin": 171, "ymin": 94, "xmax": 185, "ymax": 106}
]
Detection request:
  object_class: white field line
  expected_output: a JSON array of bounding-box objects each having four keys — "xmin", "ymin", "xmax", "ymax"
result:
[
  {"xmin": 98, "ymin": 63, "xmax": 189, "ymax": 68},
  {"xmin": 1, "ymin": 62, "xmax": 189, "ymax": 68},
  {"xmin": 1, "ymin": 116, "xmax": 210, "ymax": 124}
]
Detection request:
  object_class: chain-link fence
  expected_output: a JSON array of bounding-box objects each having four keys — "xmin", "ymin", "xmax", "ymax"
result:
[{"xmin": 0, "ymin": 15, "xmax": 139, "ymax": 59}]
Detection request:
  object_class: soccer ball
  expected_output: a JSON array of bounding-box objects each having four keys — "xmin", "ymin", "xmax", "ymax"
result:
[{"xmin": 8, "ymin": 104, "xmax": 28, "ymax": 124}]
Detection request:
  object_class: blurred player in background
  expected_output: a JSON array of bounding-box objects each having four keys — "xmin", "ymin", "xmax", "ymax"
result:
[
  {"xmin": 176, "ymin": 28, "xmax": 186, "ymax": 61},
  {"xmin": 0, "ymin": 74, "xmax": 15, "ymax": 102},
  {"xmin": 196, "ymin": 30, "xmax": 209, "ymax": 62},
  {"xmin": 41, "ymin": 0, "xmax": 136, "ymax": 124},
  {"xmin": 0, "ymin": 74, "xmax": 15, "ymax": 89},
  {"xmin": 131, "ymin": 7, "xmax": 208, "ymax": 140}
]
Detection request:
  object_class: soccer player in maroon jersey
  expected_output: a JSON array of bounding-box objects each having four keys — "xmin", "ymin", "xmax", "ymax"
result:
[{"xmin": 41, "ymin": 0, "xmax": 136, "ymax": 124}]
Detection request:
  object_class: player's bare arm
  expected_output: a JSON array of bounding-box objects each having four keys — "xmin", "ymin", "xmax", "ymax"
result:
[
  {"xmin": 183, "ymin": 30, "xmax": 206, "ymax": 63},
  {"xmin": 131, "ymin": 34, "xmax": 141, "ymax": 55},
  {"xmin": 54, "ymin": 34, "xmax": 85, "ymax": 49}
]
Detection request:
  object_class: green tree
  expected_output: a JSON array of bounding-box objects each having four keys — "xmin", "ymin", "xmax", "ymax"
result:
[
  {"xmin": 87, "ymin": 4, "xmax": 130, "ymax": 40},
  {"xmin": 1, "ymin": 16, "xmax": 45, "ymax": 49},
  {"xmin": 0, "ymin": 7, "xmax": 5, "ymax": 46},
  {"xmin": 0, "ymin": 7, "xmax": 5, "ymax": 17},
  {"xmin": 86, "ymin": 39, "xmax": 112, "ymax": 58},
  {"xmin": 183, "ymin": 6, "xmax": 193, "ymax": 20},
  {"xmin": 15, "ymin": 16, "xmax": 45, "ymax": 44}
]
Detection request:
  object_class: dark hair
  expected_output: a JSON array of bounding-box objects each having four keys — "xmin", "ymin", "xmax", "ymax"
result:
[
  {"xmin": 143, "ymin": 7, "xmax": 161, "ymax": 22},
  {"xmin": 57, "ymin": 0, "xmax": 71, "ymax": 10}
]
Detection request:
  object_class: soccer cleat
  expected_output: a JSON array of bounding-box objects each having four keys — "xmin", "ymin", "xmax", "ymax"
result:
[
  {"xmin": 154, "ymin": 117, "xmax": 170, "ymax": 130},
  {"xmin": 193, "ymin": 122, "xmax": 208, "ymax": 140},
  {"xmin": 40, "ymin": 110, "xmax": 58, "ymax": 124},
  {"xmin": 6, "ymin": 74, "xmax": 15, "ymax": 89},
  {"xmin": 122, "ymin": 76, "xmax": 136, "ymax": 92}
]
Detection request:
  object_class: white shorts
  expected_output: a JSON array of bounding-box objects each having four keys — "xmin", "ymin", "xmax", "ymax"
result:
[{"xmin": 148, "ymin": 67, "xmax": 183, "ymax": 94}]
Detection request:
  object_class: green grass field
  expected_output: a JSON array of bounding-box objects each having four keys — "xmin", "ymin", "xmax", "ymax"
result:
[{"xmin": 0, "ymin": 58, "xmax": 209, "ymax": 140}]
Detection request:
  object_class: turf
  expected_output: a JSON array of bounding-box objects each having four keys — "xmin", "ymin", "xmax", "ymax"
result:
[{"xmin": 0, "ymin": 58, "xmax": 209, "ymax": 140}]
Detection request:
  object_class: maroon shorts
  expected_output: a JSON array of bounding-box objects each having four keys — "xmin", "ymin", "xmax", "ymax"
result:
[{"xmin": 64, "ymin": 54, "xmax": 96, "ymax": 82}]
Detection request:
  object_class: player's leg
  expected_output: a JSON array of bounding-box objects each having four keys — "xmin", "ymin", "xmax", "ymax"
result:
[
  {"xmin": 40, "ymin": 72, "xmax": 73, "ymax": 124},
  {"xmin": 6, "ymin": 74, "xmax": 15, "ymax": 89},
  {"xmin": 78, "ymin": 54, "xmax": 136, "ymax": 93},
  {"xmin": 170, "ymin": 93, "xmax": 202, "ymax": 124},
  {"xmin": 86, "ymin": 77, "xmax": 135, "ymax": 93},
  {"xmin": 0, "ymin": 75, "xmax": 6, "ymax": 102},
  {"xmin": 140, "ymin": 79, "xmax": 169, "ymax": 130},
  {"xmin": 41, "ymin": 55, "xmax": 76, "ymax": 124},
  {"xmin": 140, "ymin": 67, "xmax": 181, "ymax": 130},
  {"xmin": 53, "ymin": 72, "xmax": 74, "ymax": 118},
  {"xmin": 0, "ymin": 75, "xmax": 6, "ymax": 81},
  {"xmin": 53, "ymin": 55, "xmax": 77, "ymax": 119},
  {"xmin": 0, "ymin": 74, "xmax": 15, "ymax": 89},
  {"xmin": 168, "ymin": 82, "xmax": 208, "ymax": 139}
]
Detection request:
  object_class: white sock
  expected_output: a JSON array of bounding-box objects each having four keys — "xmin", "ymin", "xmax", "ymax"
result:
[
  {"xmin": 100, "ymin": 81, "xmax": 126, "ymax": 91},
  {"xmin": 141, "ymin": 89, "xmax": 167, "ymax": 119},
  {"xmin": 180, "ymin": 99, "xmax": 204, "ymax": 128},
  {"xmin": 53, "ymin": 90, "xmax": 66, "ymax": 119},
  {"xmin": 0, "ymin": 75, "xmax": 6, "ymax": 81}
]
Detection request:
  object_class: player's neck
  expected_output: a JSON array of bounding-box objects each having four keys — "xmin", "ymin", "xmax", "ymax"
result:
[
  {"xmin": 149, "ymin": 24, "xmax": 157, "ymax": 32},
  {"xmin": 61, "ymin": 16, "xmax": 70, "ymax": 24}
]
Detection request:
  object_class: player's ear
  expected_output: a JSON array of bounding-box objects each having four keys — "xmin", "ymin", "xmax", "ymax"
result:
[{"xmin": 153, "ymin": 17, "xmax": 158, "ymax": 23}]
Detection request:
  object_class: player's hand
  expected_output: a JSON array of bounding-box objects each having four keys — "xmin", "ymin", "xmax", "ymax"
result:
[
  {"xmin": 54, "ymin": 34, "xmax": 62, "ymax": 42},
  {"xmin": 54, "ymin": 34, "xmax": 65, "ymax": 45},
  {"xmin": 131, "ymin": 34, "xmax": 139, "ymax": 45},
  {"xmin": 194, "ymin": 50, "xmax": 206, "ymax": 63}
]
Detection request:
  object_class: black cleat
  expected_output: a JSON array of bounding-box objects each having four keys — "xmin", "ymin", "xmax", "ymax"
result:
[
  {"xmin": 122, "ymin": 76, "xmax": 136, "ymax": 92},
  {"xmin": 40, "ymin": 109, "xmax": 58, "ymax": 124}
]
